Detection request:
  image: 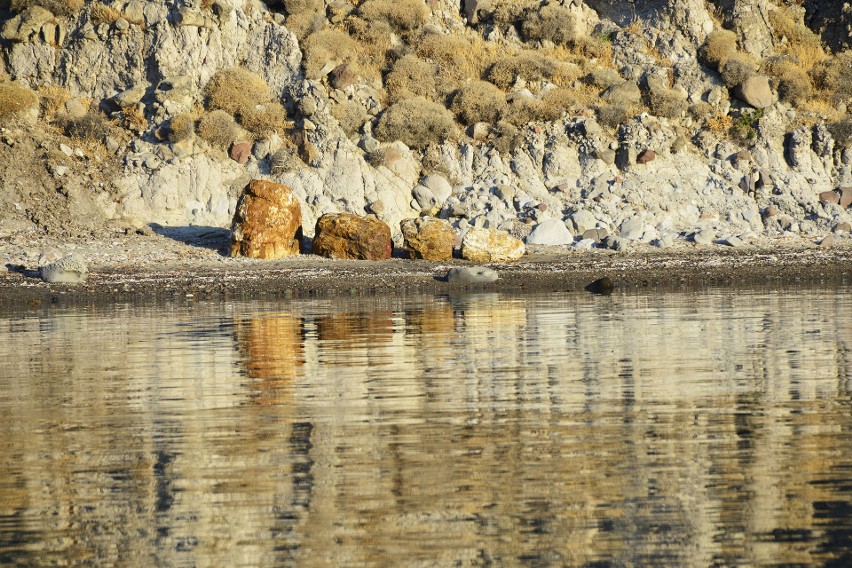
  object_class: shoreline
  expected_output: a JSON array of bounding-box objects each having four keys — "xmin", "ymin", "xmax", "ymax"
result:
[{"xmin": 2, "ymin": 233, "xmax": 851, "ymax": 309}]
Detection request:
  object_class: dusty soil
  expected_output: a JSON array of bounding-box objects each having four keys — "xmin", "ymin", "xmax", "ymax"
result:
[{"xmin": 2, "ymin": 228, "xmax": 851, "ymax": 309}]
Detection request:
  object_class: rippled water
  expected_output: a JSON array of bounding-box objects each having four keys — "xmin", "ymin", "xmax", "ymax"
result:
[{"xmin": 1, "ymin": 288, "xmax": 851, "ymax": 566}]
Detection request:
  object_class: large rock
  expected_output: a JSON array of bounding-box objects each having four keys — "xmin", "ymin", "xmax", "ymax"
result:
[
  {"xmin": 447, "ymin": 266, "xmax": 498, "ymax": 284},
  {"xmin": 230, "ymin": 180, "xmax": 303, "ymax": 260},
  {"xmin": 313, "ymin": 213, "xmax": 392, "ymax": 260},
  {"xmin": 526, "ymin": 219, "xmax": 573, "ymax": 245},
  {"xmin": 735, "ymin": 75, "xmax": 773, "ymax": 109},
  {"xmin": 40, "ymin": 253, "xmax": 87, "ymax": 284},
  {"xmin": 400, "ymin": 217, "xmax": 454, "ymax": 260},
  {"xmin": 461, "ymin": 227, "xmax": 525, "ymax": 262}
]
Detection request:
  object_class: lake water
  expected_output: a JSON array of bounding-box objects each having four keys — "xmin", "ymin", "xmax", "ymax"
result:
[{"xmin": 1, "ymin": 288, "xmax": 851, "ymax": 566}]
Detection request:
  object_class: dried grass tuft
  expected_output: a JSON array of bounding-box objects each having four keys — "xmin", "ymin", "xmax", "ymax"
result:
[
  {"xmin": 374, "ymin": 96, "xmax": 457, "ymax": 150},
  {"xmin": 0, "ymin": 82, "xmax": 39, "ymax": 117}
]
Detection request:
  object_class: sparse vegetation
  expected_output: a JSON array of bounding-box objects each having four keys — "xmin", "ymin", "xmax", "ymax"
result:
[
  {"xmin": 762, "ymin": 56, "xmax": 813, "ymax": 105},
  {"xmin": 768, "ymin": 6, "xmax": 826, "ymax": 71},
  {"xmin": 168, "ymin": 112, "xmax": 196, "ymax": 142},
  {"xmin": 489, "ymin": 120, "xmax": 521, "ymax": 154},
  {"xmin": 38, "ymin": 84, "xmax": 72, "ymax": 119},
  {"xmin": 356, "ymin": 0, "xmax": 428, "ymax": 34},
  {"xmin": 486, "ymin": 52, "xmax": 577, "ymax": 90},
  {"xmin": 811, "ymin": 51, "xmax": 852, "ymax": 105},
  {"xmin": 699, "ymin": 29, "xmax": 738, "ymax": 70},
  {"xmin": 0, "ymin": 81, "xmax": 38, "ymax": 118},
  {"xmin": 416, "ymin": 33, "xmax": 496, "ymax": 95},
  {"xmin": 240, "ymin": 102, "xmax": 290, "ymax": 138},
  {"xmin": 331, "ymin": 99, "xmax": 367, "ymax": 137},
  {"xmin": 385, "ymin": 54, "xmax": 437, "ymax": 103},
  {"xmin": 731, "ymin": 108, "xmax": 763, "ymax": 141},
  {"xmin": 197, "ymin": 109, "xmax": 239, "ymax": 148},
  {"xmin": 596, "ymin": 103, "xmax": 635, "ymax": 128},
  {"xmin": 205, "ymin": 67, "xmax": 271, "ymax": 116},
  {"xmin": 64, "ymin": 112, "xmax": 111, "ymax": 142},
  {"xmin": 302, "ymin": 29, "xmax": 359, "ymax": 80},
  {"xmin": 286, "ymin": 11, "xmax": 325, "ymax": 40},
  {"xmin": 90, "ymin": 2, "xmax": 123, "ymax": 25},
  {"xmin": 827, "ymin": 117, "xmax": 852, "ymax": 148},
  {"xmin": 9, "ymin": 0, "xmax": 83, "ymax": 17},
  {"xmin": 520, "ymin": 3, "xmax": 577, "ymax": 46},
  {"xmin": 374, "ymin": 97, "xmax": 456, "ymax": 150},
  {"xmin": 450, "ymin": 80, "xmax": 506, "ymax": 125},
  {"xmin": 719, "ymin": 53, "xmax": 759, "ymax": 87}
]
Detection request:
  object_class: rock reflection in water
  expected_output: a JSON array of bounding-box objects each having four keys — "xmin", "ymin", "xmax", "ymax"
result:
[{"xmin": 0, "ymin": 290, "xmax": 851, "ymax": 566}]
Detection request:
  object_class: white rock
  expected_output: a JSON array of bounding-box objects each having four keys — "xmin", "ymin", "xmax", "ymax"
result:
[
  {"xmin": 526, "ymin": 219, "xmax": 573, "ymax": 245},
  {"xmin": 40, "ymin": 253, "xmax": 88, "ymax": 284}
]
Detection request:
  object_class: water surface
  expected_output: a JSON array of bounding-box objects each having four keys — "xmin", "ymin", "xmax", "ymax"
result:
[{"xmin": 1, "ymin": 288, "xmax": 851, "ymax": 566}]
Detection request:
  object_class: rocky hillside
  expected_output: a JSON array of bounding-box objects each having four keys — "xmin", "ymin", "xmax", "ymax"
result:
[{"xmin": 0, "ymin": 0, "xmax": 850, "ymax": 249}]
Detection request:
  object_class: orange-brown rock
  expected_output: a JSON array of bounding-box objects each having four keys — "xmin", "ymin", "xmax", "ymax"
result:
[
  {"xmin": 230, "ymin": 180, "xmax": 303, "ymax": 259},
  {"xmin": 399, "ymin": 217, "xmax": 454, "ymax": 260},
  {"xmin": 312, "ymin": 213, "xmax": 392, "ymax": 260}
]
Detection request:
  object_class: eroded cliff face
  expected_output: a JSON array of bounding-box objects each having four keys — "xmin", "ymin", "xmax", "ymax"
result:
[{"xmin": 0, "ymin": 0, "xmax": 849, "ymax": 248}]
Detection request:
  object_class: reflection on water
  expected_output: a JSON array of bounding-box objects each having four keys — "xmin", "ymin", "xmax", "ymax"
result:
[{"xmin": 1, "ymin": 289, "xmax": 852, "ymax": 566}]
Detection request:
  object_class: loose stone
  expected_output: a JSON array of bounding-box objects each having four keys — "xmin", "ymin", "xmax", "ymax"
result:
[{"xmin": 447, "ymin": 266, "xmax": 499, "ymax": 284}]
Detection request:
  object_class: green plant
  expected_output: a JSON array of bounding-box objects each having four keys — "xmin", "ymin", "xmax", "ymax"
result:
[
  {"xmin": 0, "ymin": 81, "xmax": 39, "ymax": 117},
  {"xmin": 205, "ymin": 67, "xmax": 271, "ymax": 116},
  {"xmin": 168, "ymin": 113, "xmax": 196, "ymax": 142},
  {"xmin": 374, "ymin": 97, "xmax": 457, "ymax": 150},
  {"xmin": 731, "ymin": 108, "xmax": 763, "ymax": 141},
  {"xmin": 197, "ymin": 109, "xmax": 239, "ymax": 148},
  {"xmin": 449, "ymin": 80, "xmax": 506, "ymax": 125}
]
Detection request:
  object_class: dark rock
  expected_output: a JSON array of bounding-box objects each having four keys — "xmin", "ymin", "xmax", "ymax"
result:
[
  {"xmin": 585, "ymin": 277, "xmax": 614, "ymax": 295},
  {"xmin": 313, "ymin": 213, "xmax": 392, "ymax": 260},
  {"xmin": 229, "ymin": 142, "xmax": 253, "ymax": 165},
  {"xmin": 636, "ymin": 149, "xmax": 656, "ymax": 164}
]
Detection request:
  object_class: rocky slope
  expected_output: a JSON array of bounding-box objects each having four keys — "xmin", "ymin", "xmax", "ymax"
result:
[{"xmin": 0, "ymin": 0, "xmax": 850, "ymax": 255}]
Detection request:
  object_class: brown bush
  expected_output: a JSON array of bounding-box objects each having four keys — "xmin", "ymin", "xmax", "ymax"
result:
[
  {"xmin": 64, "ymin": 112, "xmax": 111, "ymax": 142},
  {"xmin": 647, "ymin": 90, "xmax": 687, "ymax": 118},
  {"xmin": 491, "ymin": 0, "xmax": 537, "ymax": 28},
  {"xmin": 489, "ymin": 120, "xmax": 521, "ymax": 154},
  {"xmin": 502, "ymin": 97, "xmax": 553, "ymax": 125},
  {"xmin": 769, "ymin": 6, "xmax": 826, "ymax": 71},
  {"xmin": 285, "ymin": 11, "xmax": 325, "ymax": 40},
  {"xmin": 486, "ymin": 52, "xmax": 576, "ymax": 89},
  {"xmin": 374, "ymin": 96, "xmax": 456, "ymax": 150},
  {"xmin": 9, "ymin": 0, "xmax": 83, "ymax": 17},
  {"xmin": 450, "ymin": 80, "xmax": 506, "ymax": 125},
  {"xmin": 827, "ymin": 117, "xmax": 852, "ymax": 148},
  {"xmin": 416, "ymin": 32, "xmax": 497, "ymax": 95},
  {"xmin": 357, "ymin": 0, "xmax": 428, "ymax": 34},
  {"xmin": 762, "ymin": 57, "xmax": 813, "ymax": 105},
  {"xmin": 90, "ymin": 2, "xmax": 122, "ymax": 25},
  {"xmin": 205, "ymin": 67, "xmax": 271, "ymax": 116},
  {"xmin": 699, "ymin": 29, "xmax": 737, "ymax": 70},
  {"xmin": 331, "ymin": 99, "xmax": 368, "ymax": 137},
  {"xmin": 282, "ymin": 0, "xmax": 323, "ymax": 15},
  {"xmin": 595, "ymin": 103, "xmax": 635, "ymax": 128},
  {"xmin": 0, "ymin": 81, "xmax": 38, "ymax": 117},
  {"xmin": 570, "ymin": 35, "xmax": 613, "ymax": 62},
  {"xmin": 811, "ymin": 51, "xmax": 852, "ymax": 105},
  {"xmin": 521, "ymin": 3, "xmax": 577, "ymax": 46},
  {"xmin": 198, "ymin": 110, "xmax": 239, "ymax": 148},
  {"xmin": 719, "ymin": 52, "xmax": 759, "ymax": 87},
  {"xmin": 240, "ymin": 102, "xmax": 290, "ymax": 138},
  {"xmin": 38, "ymin": 84, "xmax": 71, "ymax": 119},
  {"xmin": 385, "ymin": 54, "xmax": 437, "ymax": 103},
  {"xmin": 270, "ymin": 143, "xmax": 301, "ymax": 173},
  {"xmin": 302, "ymin": 29, "xmax": 359, "ymax": 80},
  {"xmin": 168, "ymin": 112, "xmax": 196, "ymax": 142}
]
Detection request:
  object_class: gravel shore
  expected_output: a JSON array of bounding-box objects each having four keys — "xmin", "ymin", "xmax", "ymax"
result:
[{"xmin": 2, "ymin": 229, "xmax": 851, "ymax": 309}]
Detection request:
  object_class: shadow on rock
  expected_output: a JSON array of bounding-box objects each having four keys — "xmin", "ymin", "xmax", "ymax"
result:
[
  {"xmin": 5, "ymin": 264, "xmax": 41, "ymax": 280},
  {"xmin": 150, "ymin": 224, "xmax": 232, "ymax": 255}
]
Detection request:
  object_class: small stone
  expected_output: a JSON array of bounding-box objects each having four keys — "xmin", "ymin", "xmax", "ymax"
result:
[
  {"xmin": 230, "ymin": 142, "xmax": 253, "ymax": 165},
  {"xmin": 421, "ymin": 174, "xmax": 453, "ymax": 205},
  {"xmin": 820, "ymin": 190, "xmax": 840, "ymax": 205},
  {"xmin": 104, "ymin": 136, "xmax": 120, "ymax": 153},
  {"xmin": 732, "ymin": 149, "xmax": 752, "ymax": 166},
  {"xmin": 447, "ymin": 266, "xmax": 498, "ymax": 284},
  {"xmin": 526, "ymin": 219, "xmax": 573, "ymax": 245},
  {"xmin": 619, "ymin": 217, "xmax": 645, "ymax": 240},
  {"xmin": 596, "ymin": 149, "xmax": 616, "ymax": 164},
  {"xmin": 834, "ymin": 222, "xmax": 852, "ymax": 233},
  {"xmin": 52, "ymin": 165, "xmax": 67, "ymax": 177},
  {"xmin": 692, "ymin": 230, "xmax": 716, "ymax": 245},
  {"xmin": 763, "ymin": 205, "xmax": 779, "ymax": 218},
  {"xmin": 585, "ymin": 277, "xmax": 614, "ymax": 295},
  {"xmin": 603, "ymin": 235, "xmax": 626, "ymax": 251},
  {"xmin": 574, "ymin": 238, "xmax": 596, "ymax": 250},
  {"xmin": 636, "ymin": 149, "xmax": 656, "ymax": 164},
  {"xmin": 722, "ymin": 235, "xmax": 744, "ymax": 247},
  {"xmin": 571, "ymin": 210, "xmax": 597, "ymax": 234},
  {"xmin": 313, "ymin": 213, "xmax": 392, "ymax": 260},
  {"xmin": 114, "ymin": 17, "xmax": 129, "ymax": 31},
  {"xmin": 468, "ymin": 122, "xmax": 490, "ymax": 141},
  {"xmin": 412, "ymin": 185, "xmax": 437, "ymax": 211},
  {"xmin": 143, "ymin": 155, "xmax": 159, "ymax": 169},
  {"xmin": 819, "ymin": 233, "xmax": 836, "ymax": 248},
  {"xmin": 671, "ymin": 136, "xmax": 688, "ymax": 153},
  {"xmin": 40, "ymin": 253, "xmax": 87, "ymax": 284},
  {"xmin": 840, "ymin": 187, "xmax": 852, "ymax": 209},
  {"xmin": 368, "ymin": 200, "xmax": 385, "ymax": 215},
  {"xmin": 59, "ymin": 143, "xmax": 73, "ymax": 156}
]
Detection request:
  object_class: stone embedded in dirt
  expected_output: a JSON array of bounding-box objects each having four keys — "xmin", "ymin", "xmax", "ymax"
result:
[
  {"xmin": 839, "ymin": 187, "xmax": 852, "ymax": 209},
  {"xmin": 461, "ymin": 227, "xmax": 525, "ymax": 262},
  {"xmin": 820, "ymin": 190, "xmax": 840, "ymax": 205},
  {"xmin": 447, "ymin": 266, "xmax": 498, "ymax": 284},
  {"xmin": 835, "ymin": 222, "xmax": 852, "ymax": 233},
  {"xmin": 230, "ymin": 142, "xmax": 253, "ymax": 165},
  {"xmin": 400, "ymin": 217, "xmax": 454, "ymax": 260},
  {"xmin": 601, "ymin": 81, "xmax": 642, "ymax": 106},
  {"xmin": 637, "ymin": 150, "xmax": 656, "ymax": 164},
  {"xmin": 313, "ymin": 213, "xmax": 392, "ymax": 260},
  {"xmin": 819, "ymin": 233, "xmax": 836, "ymax": 248},
  {"xmin": 526, "ymin": 219, "xmax": 573, "ymax": 246},
  {"xmin": 763, "ymin": 205, "xmax": 779, "ymax": 218},
  {"xmin": 230, "ymin": 180, "xmax": 303, "ymax": 260},
  {"xmin": 595, "ymin": 149, "xmax": 616, "ymax": 164},
  {"xmin": 40, "ymin": 253, "xmax": 87, "ymax": 284},
  {"xmin": 736, "ymin": 75, "xmax": 773, "ymax": 109}
]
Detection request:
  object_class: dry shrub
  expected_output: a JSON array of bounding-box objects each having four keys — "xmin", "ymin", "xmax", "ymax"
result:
[
  {"xmin": 689, "ymin": 101, "xmax": 713, "ymax": 120},
  {"xmin": 827, "ymin": 117, "xmax": 852, "ymax": 148},
  {"xmin": 9, "ymin": 0, "xmax": 83, "ymax": 16},
  {"xmin": 699, "ymin": 28, "xmax": 737, "ymax": 70},
  {"xmin": 331, "ymin": 99, "xmax": 367, "ymax": 137},
  {"xmin": 489, "ymin": 120, "xmax": 520, "ymax": 154},
  {"xmin": 270, "ymin": 143, "xmax": 301, "ymax": 173},
  {"xmin": 595, "ymin": 103, "xmax": 635, "ymax": 128},
  {"xmin": 648, "ymin": 91, "xmax": 687, "ymax": 118},
  {"xmin": 450, "ymin": 80, "xmax": 506, "ymax": 125},
  {"xmin": 521, "ymin": 3, "xmax": 577, "ymax": 46},
  {"xmin": 168, "ymin": 112, "xmax": 196, "ymax": 142},
  {"xmin": 286, "ymin": 11, "xmax": 325, "ymax": 40},
  {"xmin": 486, "ymin": 52, "xmax": 576, "ymax": 89},
  {"xmin": 385, "ymin": 54, "xmax": 437, "ymax": 103},
  {"xmin": 719, "ymin": 52, "xmax": 759, "ymax": 87},
  {"xmin": 762, "ymin": 57, "xmax": 812, "ymax": 105},
  {"xmin": 357, "ymin": 0, "xmax": 428, "ymax": 34},
  {"xmin": 374, "ymin": 96, "xmax": 456, "ymax": 150},
  {"xmin": 198, "ymin": 109, "xmax": 239, "ymax": 148},
  {"xmin": 122, "ymin": 104, "xmax": 147, "ymax": 130},
  {"xmin": 502, "ymin": 97, "xmax": 553, "ymax": 125},
  {"xmin": 491, "ymin": 0, "xmax": 537, "ymax": 28},
  {"xmin": 282, "ymin": 0, "xmax": 323, "ymax": 15},
  {"xmin": 205, "ymin": 67, "xmax": 271, "ymax": 116},
  {"xmin": 570, "ymin": 35, "xmax": 613, "ymax": 64},
  {"xmin": 38, "ymin": 84, "xmax": 71, "ymax": 119},
  {"xmin": 240, "ymin": 102, "xmax": 291, "ymax": 138},
  {"xmin": 769, "ymin": 6, "xmax": 826, "ymax": 71},
  {"xmin": 303, "ymin": 29, "xmax": 359, "ymax": 80},
  {"xmin": 416, "ymin": 32, "xmax": 497, "ymax": 94},
  {"xmin": 706, "ymin": 112, "xmax": 733, "ymax": 135},
  {"xmin": 90, "ymin": 2, "xmax": 122, "ymax": 25},
  {"xmin": 367, "ymin": 145, "xmax": 403, "ymax": 168},
  {"xmin": 811, "ymin": 51, "xmax": 852, "ymax": 105},
  {"xmin": 0, "ymin": 81, "xmax": 38, "ymax": 117},
  {"xmin": 64, "ymin": 112, "xmax": 111, "ymax": 142}
]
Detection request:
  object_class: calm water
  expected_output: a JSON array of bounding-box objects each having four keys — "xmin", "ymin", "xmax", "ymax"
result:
[{"xmin": 1, "ymin": 288, "xmax": 851, "ymax": 567}]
